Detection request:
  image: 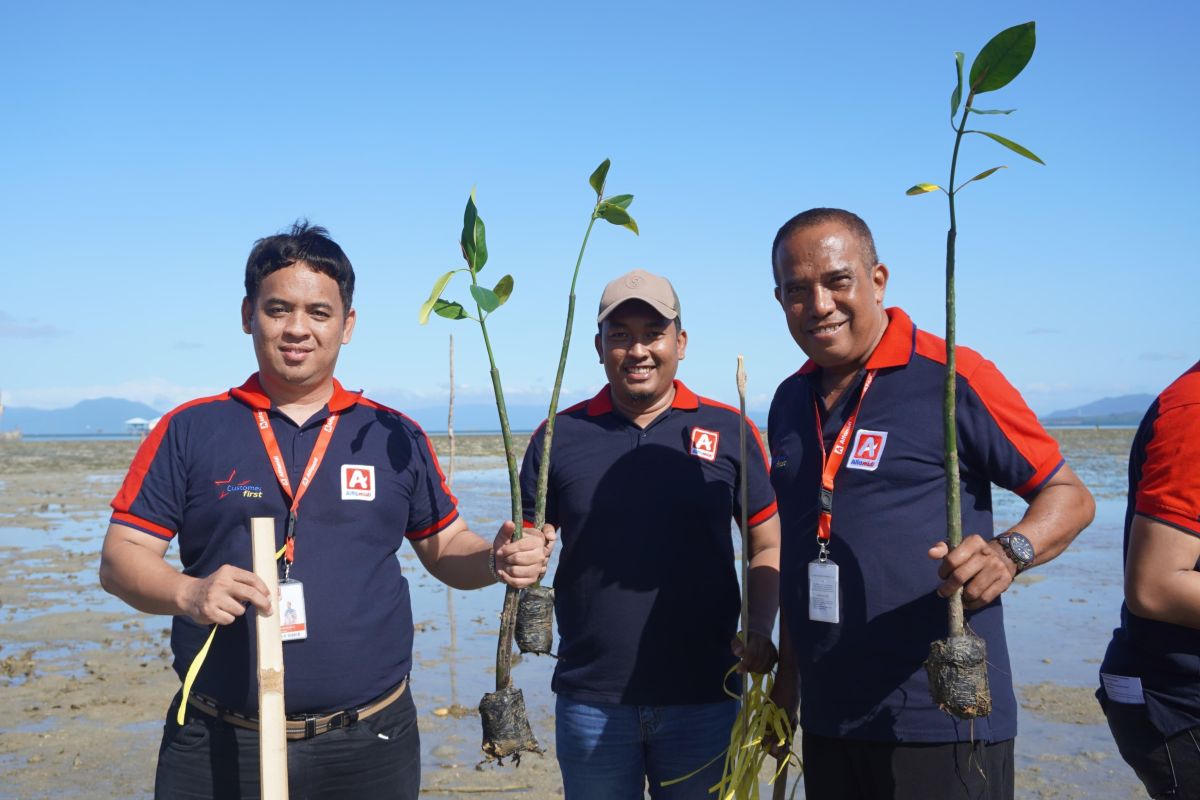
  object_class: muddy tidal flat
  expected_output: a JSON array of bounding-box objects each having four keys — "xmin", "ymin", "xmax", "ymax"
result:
[{"xmin": 0, "ymin": 431, "xmax": 1149, "ymax": 798}]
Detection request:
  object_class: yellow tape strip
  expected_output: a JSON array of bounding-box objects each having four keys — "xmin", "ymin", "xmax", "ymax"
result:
[
  {"xmin": 174, "ymin": 544, "xmax": 288, "ymax": 725},
  {"xmin": 661, "ymin": 640, "xmax": 803, "ymax": 799}
]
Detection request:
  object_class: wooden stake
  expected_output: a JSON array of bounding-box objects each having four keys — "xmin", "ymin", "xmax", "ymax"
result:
[{"xmin": 250, "ymin": 517, "xmax": 288, "ymax": 800}]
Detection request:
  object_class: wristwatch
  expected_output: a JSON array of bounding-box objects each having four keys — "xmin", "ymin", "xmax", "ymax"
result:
[{"xmin": 995, "ymin": 531, "xmax": 1035, "ymax": 573}]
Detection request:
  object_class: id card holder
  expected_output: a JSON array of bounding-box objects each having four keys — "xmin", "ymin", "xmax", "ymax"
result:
[
  {"xmin": 808, "ymin": 559, "xmax": 840, "ymax": 623},
  {"xmin": 279, "ymin": 580, "xmax": 308, "ymax": 642}
]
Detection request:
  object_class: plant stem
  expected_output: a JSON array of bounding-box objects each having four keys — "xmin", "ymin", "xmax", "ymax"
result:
[
  {"xmin": 467, "ymin": 279, "xmax": 526, "ymax": 691},
  {"xmin": 532, "ymin": 214, "xmax": 598, "ymax": 530},
  {"xmin": 944, "ymin": 95, "xmax": 972, "ymax": 639}
]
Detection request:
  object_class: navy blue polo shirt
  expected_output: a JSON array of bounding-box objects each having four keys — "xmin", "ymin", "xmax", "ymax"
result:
[
  {"xmin": 110, "ymin": 374, "xmax": 458, "ymax": 714},
  {"xmin": 519, "ymin": 380, "xmax": 777, "ymax": 705},
  {"xmin": 1100, "ymin": 362, "xmax": 1200, "ymax": 737},
  {"xmin": 768, "ymin": 308, "xmax": 1064, "ymax": 743}
]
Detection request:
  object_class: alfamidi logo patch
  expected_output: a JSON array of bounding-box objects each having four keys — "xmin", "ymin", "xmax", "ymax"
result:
[
  {"xmin": 690, "ymin": 427, "xmax": 720, "ymax": 462},
  {"xmin": 846, "ymin": 430, "xmax": 888, "ymax": 471},
  {"xmin": 341, "ymin": 464, "xmax": 376, "ymax": 501}
]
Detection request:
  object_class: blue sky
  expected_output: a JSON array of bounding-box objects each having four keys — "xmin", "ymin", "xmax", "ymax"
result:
[{"xmin": 2, "ymin": 1, "xmax": 1196, "ymax": 421}]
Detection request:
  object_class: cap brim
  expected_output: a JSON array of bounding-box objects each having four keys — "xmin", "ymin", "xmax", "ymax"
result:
[{"xmin": 596, "ymin": 296, "xmax": 680, "ymax": 323}]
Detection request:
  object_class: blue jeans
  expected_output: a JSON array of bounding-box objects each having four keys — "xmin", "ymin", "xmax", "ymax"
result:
[{"xmin": 556, "ymin": 694, "xmax": 738, "ymax": 799}]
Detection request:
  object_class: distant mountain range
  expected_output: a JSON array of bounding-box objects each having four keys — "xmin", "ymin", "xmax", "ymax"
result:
[
  {"xmin": 0, "ymin": 392, "xmax": 1158, "ymax": 435},
  {"xmin": 1042, "ymin": 394, "xmax": 1155, "ymax": 427},
  {"xmin": 1, "ymin": 398, "xmax": 163, "ymax": 435}
]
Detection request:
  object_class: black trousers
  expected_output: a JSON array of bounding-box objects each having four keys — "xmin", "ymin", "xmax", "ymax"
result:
[
  {"xmin": 801, "ymin": 732, "xmax": 1014, "ymax": 800},
  {"xmin": 1104, "ymin": 699, "xmax": 1200, "ymax": 800},
  {"xmin": 154, "ymin": 689, "xmax": 420, "ymax": 800}
]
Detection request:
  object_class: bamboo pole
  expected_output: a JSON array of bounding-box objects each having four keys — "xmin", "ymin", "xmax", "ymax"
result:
[{"xmin": 250, "ymin": 517, "xmax": 288, "ymax": 800}]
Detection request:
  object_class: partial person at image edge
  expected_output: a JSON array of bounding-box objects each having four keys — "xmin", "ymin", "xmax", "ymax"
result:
[{"xmin": 1098, "ymin": 360, "xmax": 1200, "ymax": 800}]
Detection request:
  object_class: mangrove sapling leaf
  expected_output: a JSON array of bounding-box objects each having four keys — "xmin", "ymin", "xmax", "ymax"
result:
[
  {"xmin": 950, "ymin": 51, "xmax": 964, "ymax": 118},
  {"xmin": 968, "ymin": 21, "xmax": 1036, "ymax": 94},
  {"xmin": 470, "ymin": 284, "xmax": 502, "ymax": 314},
  {"xmin": 419, "ymin": 270, "xmax": 461, "ymax": 324},
  {"xmin": 492, "ymin": 274, "xmax": 514, "ymax": 306},
  {"xmin": 606, "ymin": 193, "xmax": 634, "ymax": 209},
  {"xmin": 969, "ymin": 108, "xmax": 1016, "ymax": 115},
  {"xmin": 433, "ymin": 299, "xmax": 470, "ymax": 320},
  {"xmin": 908, "ymin": 21, "xmax": 1042, "ymax": 722},
  {"xmin": 970, "ymin": 130, "xmax": 1045, "ymax": 164},
  {"xmin": 589, "ymin": 158, "xmax": 611, "ymax": 196},
  {"xmin": 957, "ymin": 166, "xmax": 1007, "ymax": 192},
  {"xmin": 906, "ymin": 183, "xmax": 945, "ymax": 196},
  {"xmin": 460, "ymin": 192, "xmax": 488, "ymax": 272},
  {"xmin": 595, "ymin": 201, "xmax": 632, "ymax": 226}
]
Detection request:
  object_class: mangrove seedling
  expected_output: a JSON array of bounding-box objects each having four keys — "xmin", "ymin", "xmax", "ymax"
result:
[
  {"xmin": 515, "ymin": 158, "xmax": 639, "ymax": 657},
  {"xmin": 907, "ymin": 21, "xmax": 1043, "ymax": 719},
  {"xmin": 418, "ymin": 191, "xmax": 541, "ymax": 762}
]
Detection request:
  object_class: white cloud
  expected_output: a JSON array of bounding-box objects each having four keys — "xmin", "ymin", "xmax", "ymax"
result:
[{"xmin": 0, "ymin": 310, "xmax": 66, "ymax": 339}]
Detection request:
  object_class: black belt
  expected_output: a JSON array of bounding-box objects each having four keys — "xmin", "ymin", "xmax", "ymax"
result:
[{"xmin": 186, "ymin": 678, "xmax": 408, "ymax": 740}]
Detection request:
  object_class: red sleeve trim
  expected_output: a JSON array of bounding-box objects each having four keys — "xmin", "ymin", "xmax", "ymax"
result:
[
  {"xmin": 111, "ymin": 511, "xmax": 175, "ymax": 541},
  {"xmin": 748, "ymin": 502, "xmax": 779, "ymax": 528},
  {"xmin": 1135, "ymin": 508, "xmax": 1200, "ymax": 538},
  {"xmin": 405, "ymin": 509, "xmax": 461, "ymax": 541},
  {"xmin": 111, "ymin": 392, "xmax": 231, "ymax": 514},
  {"xmin": 949, "ymin": 347, "xmax": 1063, "ymax": 496}
]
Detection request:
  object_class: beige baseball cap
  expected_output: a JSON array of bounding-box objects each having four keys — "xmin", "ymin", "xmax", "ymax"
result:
[{"xmin": 596, "ymin": 269, "xmax": 681, "ymax": 323}]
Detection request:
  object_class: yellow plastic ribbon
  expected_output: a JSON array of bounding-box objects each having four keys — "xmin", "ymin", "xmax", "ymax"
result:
[
  {"xmin": 175, "ymin": 543, "xmax": 287, "ymax": 724},
  {"xmin": 661, "ymin": 652, "xmax": 802, "ymax": 799}
]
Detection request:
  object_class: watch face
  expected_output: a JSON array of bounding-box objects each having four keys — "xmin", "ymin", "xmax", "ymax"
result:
[{"xmin": 1004, "ymin": 532, "xmax": 1035, "ymax": 564}]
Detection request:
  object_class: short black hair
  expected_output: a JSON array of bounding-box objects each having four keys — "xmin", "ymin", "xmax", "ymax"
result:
[
  {"xmin": 244, "ymin": 220, "xmax": 355, "ymax": 311},
  {"xmin": 770, "ymin": 208, "xmax": 879, "ymax": 283}
]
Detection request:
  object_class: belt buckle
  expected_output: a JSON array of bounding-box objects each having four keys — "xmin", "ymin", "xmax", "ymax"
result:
[
  {"xmin": 303, "ymin": 714, "xmax": 319, "ymax": 739},
  {"xmin": 327, "ymin": 709, "xmax": 359, "ymax": 733}
]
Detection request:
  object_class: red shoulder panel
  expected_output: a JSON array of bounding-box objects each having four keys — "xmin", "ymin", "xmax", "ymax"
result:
[{"xmin": 1136, "ymin": 364, "xmax": 1200, "ymax": 535}]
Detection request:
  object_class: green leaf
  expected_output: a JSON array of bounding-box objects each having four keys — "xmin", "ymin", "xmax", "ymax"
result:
[
  {"xmin": 622, "ymin": 215, "xmax": 639, "ymax": 236},
  {"xmin": 969, "ymin": 21, "xmax": 1036, "ymax": 94},
  {"xmin": 473, "ymin": 215, "xmax": 488, "ymax": 273},
  {"xmin": 972, "ymin": 130, "xmax": 1045, "ymax": 164},
  {"xmin": 432, "ymin": 299, "xmax": 469, "ymax": 320},
  {"xmin": 418, "ymin": 270, "xmax": 458, "ymax": 324},
  {"xmin": 950, "ymin": 51, "xmax": 964, "ymax": 118},
  {"xmin": 470, "ymin": 284, "xmax": 501, "ymax": 313},
  {"xmin": 589, "ymin": 159, "xmax": 611, "ymax": 196},
  {"xmin": 596, "ymin": 201, "xmax": 632, "ymax": 225},
  {"xmin": 460, "ymin": 191, "xmax": 479, "ymax": 268},
  {"xmin": 905, "ymin": 183, "xmax": 943, "ymax": 196},
  {"xmin": 492, "ymin": 274, "xmax": 514, "ymax": 307},
  {"xmin": 606, "ymin": 193, "xmax": 634, "ymax": 209},
  {"xmin": 958, "ymin": 166, "xmax": 1007, "ymax": 191}
]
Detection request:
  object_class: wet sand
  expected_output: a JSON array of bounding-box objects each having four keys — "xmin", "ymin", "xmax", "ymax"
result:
[{"xmin": 0, "ymin": 432, "xmax": 1149, "ymax": 798}]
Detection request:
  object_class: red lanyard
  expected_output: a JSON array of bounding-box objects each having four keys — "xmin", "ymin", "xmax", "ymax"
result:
[
  {"xmin": 813, "ymin": 370, "xmax": 876, "ymax": 547},
  {"xmin": 254, "ymin": 410, "xmax": 339, "ymax": 569}
]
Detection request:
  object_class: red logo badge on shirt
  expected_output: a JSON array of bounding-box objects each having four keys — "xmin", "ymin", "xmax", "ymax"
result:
[
  {"xmin": 341, "ymin": 464, "xmax": 376, "ymax": 501},
  {"xmin": 690, "ymin": 427, "xmax": 720, "ymax": 461},
  {"xmin": 846, "ymin": 430, "xmax": 887, "ymax": 472}
]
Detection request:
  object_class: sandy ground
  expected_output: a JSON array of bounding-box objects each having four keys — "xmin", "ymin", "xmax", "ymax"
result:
[{"xmin": 0, "ymin": 435, "xmax": 1149, "ymax": 799}]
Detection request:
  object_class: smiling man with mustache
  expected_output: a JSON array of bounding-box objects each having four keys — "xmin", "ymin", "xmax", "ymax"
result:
[{"xmin": 766, "ymin": 208, "xmax": 1095, "ymax": 800}]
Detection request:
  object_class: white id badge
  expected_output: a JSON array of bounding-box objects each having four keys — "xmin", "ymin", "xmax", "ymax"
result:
[
  {"xmin": 1101, "ymin": 672, "xmax": 1146, "ymax": 704},
  {"xmin": 808, "ymin": 560, "xmax": 840, "ymax": 623},
  {"xmin": 279, "ymin": 580, "xmax": 308, "ymax": 642}
]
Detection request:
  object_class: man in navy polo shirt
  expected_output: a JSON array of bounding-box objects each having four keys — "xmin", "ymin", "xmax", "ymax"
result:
[
  {"xmin": 98, "ymin": 222, "xmax": 550, "ymax": 800},
  {"xmin": 766, "ymin": 208, "xmax": 1094, "ymax": 799},
  {"xmin": 518, "ymin": 269, "xmax": 781, "ymax": 798},
  {"xmin": 1098, "ymin": 362, "xmax": 1200, "ymax": 799}
]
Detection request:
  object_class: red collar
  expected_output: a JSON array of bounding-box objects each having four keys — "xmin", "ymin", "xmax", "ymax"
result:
[
  {"xmin": 231, "ymin": 373, "xmax": 362, "ymax": 413},
  {"xmin": 586, "ymin": 379, "xmax": 699, "ymax": 417},
  {"xmin": 797, "ymin": 307, "xmax": 915, "ymax": 375}
]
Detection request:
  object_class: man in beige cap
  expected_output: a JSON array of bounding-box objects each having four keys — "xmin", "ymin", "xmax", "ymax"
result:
[{"xmin": 518, "ymin": 269, "xmax": 782, "ymax": 798}]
